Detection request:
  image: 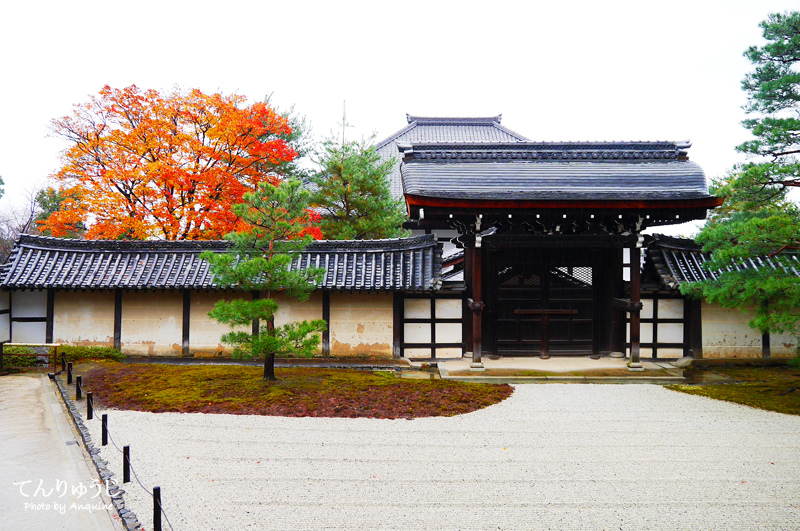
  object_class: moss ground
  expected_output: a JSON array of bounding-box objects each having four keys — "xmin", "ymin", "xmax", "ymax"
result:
[
  {"xmin": 79, "ymin": 362, "xmax": 513, "ymax": 419},
  {"xmin": 669, "ymin": 365, "xmax": 800, "ymax": 416}
]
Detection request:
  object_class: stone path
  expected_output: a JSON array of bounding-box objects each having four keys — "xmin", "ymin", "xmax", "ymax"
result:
[
  {"xmin": 85, "ymin": 384, "xmax": 800, "ymax": 530},
  {"xmin": 0, "ymin": 374, "xmax": 121, "ymax": 530}
]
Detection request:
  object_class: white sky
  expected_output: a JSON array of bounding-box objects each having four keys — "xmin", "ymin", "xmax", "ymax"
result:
[{"xmin": 0, "ymin": 0, "xmax": 797, "ymax": 236}]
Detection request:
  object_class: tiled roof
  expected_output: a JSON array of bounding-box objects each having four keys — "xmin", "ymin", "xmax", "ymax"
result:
[
  {"xmin": 374, "ymin": 115, "xmax": 528, "ymax": 198},
  {"xmin": 646, "ymin": 234, "xmax": 800, "ymax": 291},
  {"xmin": 0, "ymin": 235, "xmax": 442, "ymax": 292},
  {"xmin": 399, "ymin": 141, "xmax": 713, "ymax": 202}
]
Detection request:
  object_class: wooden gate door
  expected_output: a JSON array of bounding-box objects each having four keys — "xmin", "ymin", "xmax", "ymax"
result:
[{"xmin": 494, "ymin": 252, "xmax": 595, "ymax": 356}]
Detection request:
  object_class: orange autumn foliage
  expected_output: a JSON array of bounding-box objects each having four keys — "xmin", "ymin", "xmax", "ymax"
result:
[{"xmin": 41, "ymin": 85, "xmax": 301, "ymax": 240}]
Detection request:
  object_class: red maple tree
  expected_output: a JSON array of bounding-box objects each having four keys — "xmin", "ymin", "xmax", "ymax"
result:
[{"xmin": 41, "ymin": 85, "xmax": 301, "ymax": 240}]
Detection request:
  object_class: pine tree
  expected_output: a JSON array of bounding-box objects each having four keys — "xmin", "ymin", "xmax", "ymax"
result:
[
  {"xmin": 201, "ymin": 179, "xmax": 326, "ymax": 380},
  {"xmin": 684, "ymin": 12, "xmax": 800, "ymax": 343},
  {"xmin": 309, "ymin": 136, "xmax": 407, "ymax": 240}
]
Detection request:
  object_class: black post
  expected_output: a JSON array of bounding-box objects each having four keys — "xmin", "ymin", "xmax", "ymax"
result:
[
  {"xmin": 102, "ymin": 414, "xmax": 108, "ymax": 446},
  {"xmin": 87, "ymin": 392, "xmax": 93, "ymax": 420},
  {"xmin": 322, "ymin": 291, "xmax": 330, "ymax": 357},
  {"xmin": 153, "ymin": 486, "xmax": 162, "ymax": 531},
  {"xmin": 0, "ymin": 342, "xmax": 4, "ymax": 373},
  {"xmin": 123, "ymin": 446, "xmax": 130, "ymax": 484},
  {"xmin": 182, "ymin": 289, "xmax": 190, "ymax": 357},
  {"xmin": 67, "ymin": 362, "xmax": 73, "ymax": 385},
  {"xmin": 75, "ymin": 376, "xmax": 82, "ymax": 400},
  {"xmin": 61, "ymin": 352, "xmax": 66, "ymax": 372},
  {"xmin": 629, "ymin": 246, "xmax": 643, "ymax": 370},
  {"xmin": 762, "ymin": 331, "xmax": 771, "ymax": 359},
  {"xmin": 114, "ymin": 290, "xmax": 122, "ymax": 350}
]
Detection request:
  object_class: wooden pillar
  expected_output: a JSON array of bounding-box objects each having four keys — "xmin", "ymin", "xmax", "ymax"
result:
[
  {"xmin": 392, "ymin": 292, "xmax": 403, "ymax": 359},
  {"xmin": 45, "ymin": 289, "xmax": 55, "ymax": 344},
  {"xmin": 113, "ymin": 290, "xmax": 122, "ymax": 351},
  {"xmin": 628, "ymin": 246, "xmax": 643, "ymax": 370},
  {"xmin": 463, "ymin": 247, "xmax": 473, "ymax": 357},
  {"xmin": 683, "ymin": 297, "xmax": 703, "ymax": 359},
  {"xmin": 468, "ymin": 244, "xmax": 485, "ymax": 368},
  {"xmin": 430, "ymin": 294, "xmax": 437, "ymax": 360},
  {"xmin": 322, "ymin": 291, "xmax": 331, "ymax": 357},
  {"xmin": 609, "ymin": 249, "xmax": 625, "ymax": 357},
  {"xmin": 182, "ymin": 290, "xmax": 190, "ymax": 357}
]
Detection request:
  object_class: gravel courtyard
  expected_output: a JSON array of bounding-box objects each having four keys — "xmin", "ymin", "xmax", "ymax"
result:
[{"xmin": 87, "ymin": 385, "xmax": 800, "ymax": 530}]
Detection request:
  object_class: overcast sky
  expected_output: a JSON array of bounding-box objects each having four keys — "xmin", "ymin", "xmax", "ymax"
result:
[{"xmin": 0, "ymin": 0, "xmax": 796, "ymax": 235}]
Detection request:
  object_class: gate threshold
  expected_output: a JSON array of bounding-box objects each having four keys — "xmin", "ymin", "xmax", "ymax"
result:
[{"xmin": 438, "ymin": 357, "xmax": 685, "ymax": 384}]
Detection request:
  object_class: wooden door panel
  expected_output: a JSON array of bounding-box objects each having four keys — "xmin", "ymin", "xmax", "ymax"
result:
[{"xmin": 493, "ymin": 252, "xmax": 594, "ymax": 356}]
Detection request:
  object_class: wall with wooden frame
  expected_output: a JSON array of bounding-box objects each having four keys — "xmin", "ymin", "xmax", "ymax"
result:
[
  {"xmin": 398, "ymin": 293, "xmax": 463, "ymax": 359},
  {"xmin": 4, "ymin": 288, "xmax": 396, "ymax": 358},
  {"xmin": 9, "ymin": 289, "xmax": 48, "ymax": 343},
  {"xmin": 626, "ymin": 292, "xmax": 688, "ymax": 359}
]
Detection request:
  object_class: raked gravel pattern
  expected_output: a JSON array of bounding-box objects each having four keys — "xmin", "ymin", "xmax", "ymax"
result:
[{"xmin": 85, "ymin": 385, "xmax": 800, "ymax": 530}]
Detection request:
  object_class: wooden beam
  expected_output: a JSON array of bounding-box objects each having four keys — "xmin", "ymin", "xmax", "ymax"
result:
[
  {"xmin": 322, "ymin": 291, "xmax": 331, "ymax": 357},
  {"xmin": 612, "ymin": 298, "xmax": 644, "ymax": 312},
  {"xmin": 114, "ymin": 289, "xmax": 122, "ymax": 351},
  {"xmin": 182, "ymin": 290, "xmax": 190, "ymax": 357},
  {"xmin": 683, "ymin": 297, "xmax": 703, "ymax": 359},
  {"xmin": 471, "ymin": 245, "xmax": 483, "ymax": 364},
  {"xmin": 393, "ymin": 292, "xmax": 404, "ymax": 359},
  {"xmin": 629, "ymin": 247, "xmax": 642, "ymax": 368},
  {"xmin": 430, "ymin": 294, "xmax": 437, "ymax": 360},
  {"xmin": 405, "ymin": 194, "xmax": 724, "ymax": 211},
  {"xmin": 463, "ymin": 247, "xmax": 473, "ymax": 355},
  {"xmin": 45, "ymin": 289, "xmax": 54, "ymax": 344}
]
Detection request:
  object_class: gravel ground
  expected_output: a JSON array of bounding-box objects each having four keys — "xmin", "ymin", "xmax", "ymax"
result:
[{"xmin": 85, "ymin": 385, "xmax": 800, "ymax": 530}]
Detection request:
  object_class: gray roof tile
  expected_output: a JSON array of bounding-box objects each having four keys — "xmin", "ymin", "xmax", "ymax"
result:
[
  {"xmin": 375, "ymin": 115, "xmax": 528, "ymax": 198},
  {"xmin": 646, "ymin": 235, "xmax": 800, "ymax": 291},
  {"xmin": 0, "ymin": 235, "xmax": 442, "ymax": 292},
  {"xmin": 399, "ymin": 141, "xmax": 712, "ymax": 202}
]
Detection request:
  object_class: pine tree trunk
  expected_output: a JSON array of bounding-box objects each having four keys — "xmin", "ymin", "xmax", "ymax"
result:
[
  {"xmin": 263, "ymin": 315, "xmax": 277, "ymax": 381},
  {"xmin": 263, "ymin": 352, "xmax": 276, "ymax": 380}
]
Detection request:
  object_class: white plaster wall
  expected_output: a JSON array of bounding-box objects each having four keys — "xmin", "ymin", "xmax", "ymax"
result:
[
  {"xmin": 436, "ymin": 299, "xmax": 462, "ymax": 319},
  {"xmin": 659, "ymin": 299, "xmax": 684, "ymax": 319},
  {"xmin": 330, "ymin": 292, "xmax": 393, "ymax": 357},
  {"xmin": 0, "ymin": 314, "xmax": 9, "ymax": 343},
  {"xmin": 121, "ymin": 291, "xmax": 182, "ymax": 356},
  {"xmin": 12, "ymin": 290, "xmax": 46, "ymax": 318},
  {"xmin": 702, "ymin": 302, "xmax": 797, "ymax": 358},
  {"xmin": 10, "ymin": 290, "xmax": 47, "ymax": 343},
  {"xmin": 404, "ymin": 323, "xmax": 430, "ymax": 343},
  {"xmin": 658, "ymin": 323, "xmax": 684, "ymax": 343},
  {"xmin": 53, "ymin": 291, "xmax": 115, "ymax": 346},
  {"xmin": 0, "ymin": 291, "xmax": 9, "ymax": 342},
  {"xmin": 404, "ymin": 299, "xmax": 430, "ymax": 319},
  {"xmin": 189, "ymin": 291, "xmax": 249, "ymax": 355},
  {"xmin": 640, "ymin": 299, "xmax": 654, "ymax": 320},
  {"xmin": 435, "ymin": 323, "xmax": 461, "ymax": 343},
  {"xmin": 12, "ymin": 322, "xmax": 46, "ymax": 343},
  {"xmin": 273, "ymin": 291, "xmax": 323, "ymax": 328}
]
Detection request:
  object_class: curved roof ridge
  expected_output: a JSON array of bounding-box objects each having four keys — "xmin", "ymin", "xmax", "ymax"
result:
[
  {"xmin": 406, "ymin": 115, "xmax": 502, "ymax": 124},
  {"xmin": 13, "ymin": 233, "xmax": 437, "ymax": 252}
]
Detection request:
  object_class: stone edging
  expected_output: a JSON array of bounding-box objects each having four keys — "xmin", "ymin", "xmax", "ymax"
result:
[{"xmin": 51, "ymin": 375, "xmax": 142, "ymax": 530}]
